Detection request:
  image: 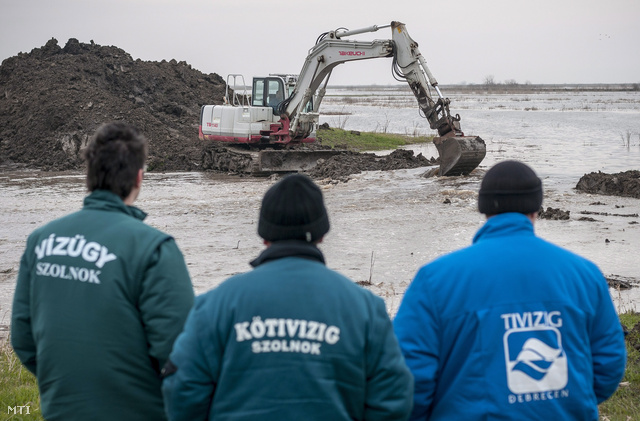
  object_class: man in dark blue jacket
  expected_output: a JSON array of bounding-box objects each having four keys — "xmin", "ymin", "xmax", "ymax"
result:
[
  {"xmin": 393, "ymin": 160, "xmax": 626, "ymax": 420},
  {"xmin": 162, "ymin": 173, "xmax": 413, "ymax": 421}
]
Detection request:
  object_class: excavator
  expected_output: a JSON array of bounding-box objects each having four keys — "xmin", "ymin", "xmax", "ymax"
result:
[{"xmin": 199, "ymin": 21, "xmax": 486, "ymax": 176}]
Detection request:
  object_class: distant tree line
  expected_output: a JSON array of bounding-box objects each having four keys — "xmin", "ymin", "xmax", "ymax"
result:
[{"xmin": 475, "ymin": 75, "xmax": 639, "ymax": 92}]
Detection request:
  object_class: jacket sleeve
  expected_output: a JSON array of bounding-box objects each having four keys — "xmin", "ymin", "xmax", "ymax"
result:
[
  {"xmin": 162, "ymin": 296, "xmax": 218, "ymax": 421},
  {"xmin": 589, "ymin": 273, "xmax": 627, "ymax": 403},
  {"xmin": 364, "ymin": 296, "xmax": 414, "ymax": 421},
  {"xmin": 138, "ymin": 238, "xmax": 195, "ymax": 372},
  {"xmin": 11, "ymin": 239, "xmax": 38, "ymax": 375},
  {"xmin": 392, "ymin": 268, "xmax": 440, "ymax": 421}
]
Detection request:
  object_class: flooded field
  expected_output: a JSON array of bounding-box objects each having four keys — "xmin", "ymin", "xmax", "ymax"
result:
[{"xmin": 1, "ymin": 88, "xmax": 639, "ymax": 335}]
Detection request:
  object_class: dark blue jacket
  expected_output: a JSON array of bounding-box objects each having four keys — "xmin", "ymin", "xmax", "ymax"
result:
[
  {"xmin": 393, "ymin": 213, "xmax": 626, "ymax": 420},
  {"xmin": 163, "ymin": 241, "xmax": 413, "ymax": 421}
]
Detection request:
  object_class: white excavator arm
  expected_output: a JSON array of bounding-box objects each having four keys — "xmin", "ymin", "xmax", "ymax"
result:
[
  {"xmin": 275, "ymin": 21, "xmax": 485, "ymax": 175},
  {"xmin": 282, "ymin": 25, "xmax": 394, "ymax": 137},
  {"xmin": 282, "ymin": 21, "xmax": 461, "ymax": 141}
]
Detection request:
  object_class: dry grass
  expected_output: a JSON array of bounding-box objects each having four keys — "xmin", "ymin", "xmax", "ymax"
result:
[
  {"xmin": 599, "ymin": 312, "xmax": 640, "ymax": 420},
  {"xmin": 0, "ymin": 339, "xmax": 43, "ymax": 420}
]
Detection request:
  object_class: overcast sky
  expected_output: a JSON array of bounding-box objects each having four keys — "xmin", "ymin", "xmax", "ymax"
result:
[{"xmin": 1, "ymin": 0, "xmax": 639, "ymax": 86}]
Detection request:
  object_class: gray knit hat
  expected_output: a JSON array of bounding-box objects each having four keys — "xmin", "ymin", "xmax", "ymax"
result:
[
  {"xmin": 478, "ymin": 160, "xmax": 543, "ymax": 215},
  {"xmin": 258, "ymin": 174, "xmax": 330, "ymax": 242}
]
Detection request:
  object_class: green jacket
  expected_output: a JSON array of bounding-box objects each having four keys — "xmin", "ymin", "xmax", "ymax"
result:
[
  {"xmin": 163, "ymin": 241, "xmax": 413, "ymax": 421},
  {"xmin": 11, "ymin": 190, "xmax": 194, "ymax": 421}
]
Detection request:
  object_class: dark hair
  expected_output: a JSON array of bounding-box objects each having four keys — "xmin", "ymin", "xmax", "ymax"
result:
[{"xmin": 84, "ymin": 122, "xmax": 148, "ymax": 199}]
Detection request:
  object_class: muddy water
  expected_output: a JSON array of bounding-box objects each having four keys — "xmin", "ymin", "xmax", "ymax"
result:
[{"xmin": 1, "ymin": 90, "xmax": 639, "ymax": 336}]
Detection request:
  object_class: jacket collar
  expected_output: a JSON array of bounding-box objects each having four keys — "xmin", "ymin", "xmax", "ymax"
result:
[
  {"xmin": 83, "ymin": 190, "xmax": 147, "ymax": 221},
  {"xmin": 250, "ymin": 240, "xmax": 326, "ymax": 268},
  {"xmin": 472, "ymin": 212, "xmax": 535, "ymax": 244}
]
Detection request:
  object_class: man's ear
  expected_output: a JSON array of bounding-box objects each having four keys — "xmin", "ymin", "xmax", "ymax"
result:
[{"xmin": 136, "ymin": 168, "xmax": 144, "ymax": 188}]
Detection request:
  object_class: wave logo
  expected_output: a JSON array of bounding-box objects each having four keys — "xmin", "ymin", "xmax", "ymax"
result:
[{"xmin": 504, "ymin": 328, "xmax": 568, "ymax": 394}]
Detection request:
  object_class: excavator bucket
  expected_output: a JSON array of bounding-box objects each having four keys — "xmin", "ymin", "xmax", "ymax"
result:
[
  {"xmin": 434, "ymin": 136, "xmax": 486, "ymax": 176},
  {"xmin": 256, "ymin": 149, "xmax": 343, "ymax": 173}
]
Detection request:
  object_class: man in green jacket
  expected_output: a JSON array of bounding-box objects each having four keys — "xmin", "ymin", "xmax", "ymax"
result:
[
  {"xmin": 162, "ymin": 174, "xmax": 413, "ymax": 421},
  {"xmin": 11, "ymin": 122, "xmax": 195, "ymax": 421}
]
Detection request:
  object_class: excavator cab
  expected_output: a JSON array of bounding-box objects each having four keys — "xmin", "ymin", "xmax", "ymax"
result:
[
  {"xmin": 252, "ymin": 75, "xmax": 313, "ymax": 116},
  {"xmin": 252, "ymin": 77, "xmax": 285, "ymax": 113}
]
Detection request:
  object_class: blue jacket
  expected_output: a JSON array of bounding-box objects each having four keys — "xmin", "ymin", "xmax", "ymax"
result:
[
  {"xmin": 163, "ymin": 241, "xmax": 413, "ymax": 421},
  {"xmin": 393, "ymin": 213, "xmax": 626, "ymax": 421}
]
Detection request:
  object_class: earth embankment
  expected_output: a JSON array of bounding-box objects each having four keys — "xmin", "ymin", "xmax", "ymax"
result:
[
  {"xmin": 0, "ymin": 38, "xmax": 226, "ymax": 172},
  {"xmin": 576, "ymin": 170, "xmax": 640, "ymax": 199}
]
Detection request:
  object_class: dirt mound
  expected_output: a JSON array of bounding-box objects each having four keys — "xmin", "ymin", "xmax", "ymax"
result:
[
  {"xmin": 308, "ymin": 149, "xmax": 435, "ymax": 181},
  {"xmin": 576, "ymin": 170, "xmax": 640, "ymax": 199},
  {"xmin": 0, "ymin": 38, "xmax": 226, "ymax": 171},
  {"xmin": 539, "ymin": 207, "xmax": 570, "ymax": 220}
]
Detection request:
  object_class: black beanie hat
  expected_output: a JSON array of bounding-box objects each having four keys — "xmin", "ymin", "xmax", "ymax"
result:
[
  {"xmin": 258, "ymin": 174, "xmax": 330, "ymax": 242},
  {"xmin": 478, "ymin": 160, "xmax": 543, "ymax": 215}
]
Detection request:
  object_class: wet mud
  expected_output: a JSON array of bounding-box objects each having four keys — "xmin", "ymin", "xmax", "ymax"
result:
[
  {"xmin": 514, "ymin": 204, "xmax": 636, "ymax": 223},
  {"xmin": 576, "ymin": 170, "xmax": 640, "ymax": 199},
  {"xmin": 539, "ymin": 207, "xmax": 571, "ymax": 220},
  {"xmin": 308, "ymin": 149, "xmax": 436, "ymax": 182}
]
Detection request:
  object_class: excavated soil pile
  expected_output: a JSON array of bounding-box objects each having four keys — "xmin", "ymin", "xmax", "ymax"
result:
[
  {"xmin": 0, "ymin": 38, "xmax": 226, "ymax": 171},
  {"xmin": 576, "ymin": 170, "xmax": 640, "ymax": 199},
  {"xmin": 309, "ymin": 149, "xmax": 435, "ymax": 181},
  {"xmin": 539, "ymin": 207, "xmax": 570, "ymax": 220},
  {"xmin": 0, "ymin": 38, "xmax": 433, "ymax": 179}
]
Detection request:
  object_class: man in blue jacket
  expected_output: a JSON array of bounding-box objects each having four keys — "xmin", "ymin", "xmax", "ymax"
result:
[
  {"xmin": 393, "ymin": 160, "xmax": 626, "ymax": 420},
  {"xmin": 11, "ymin": 122, "xmax": 195, "ymax": 421},
  {"xmin": 162, "ymin": 173, "xmax": 414, "ymax": 421}
]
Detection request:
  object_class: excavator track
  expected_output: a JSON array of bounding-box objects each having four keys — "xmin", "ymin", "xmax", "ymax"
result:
[
  {"xmin": 201, "ymin": 144, "xmax": 342, "ymax": 175},
  {"xmin": 434, "ymin": 136, "xmax": 486, "ymax": 176},
  {"xmin": 256, "ymin": 149, "xmax": 343, "ymax": 173}
]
